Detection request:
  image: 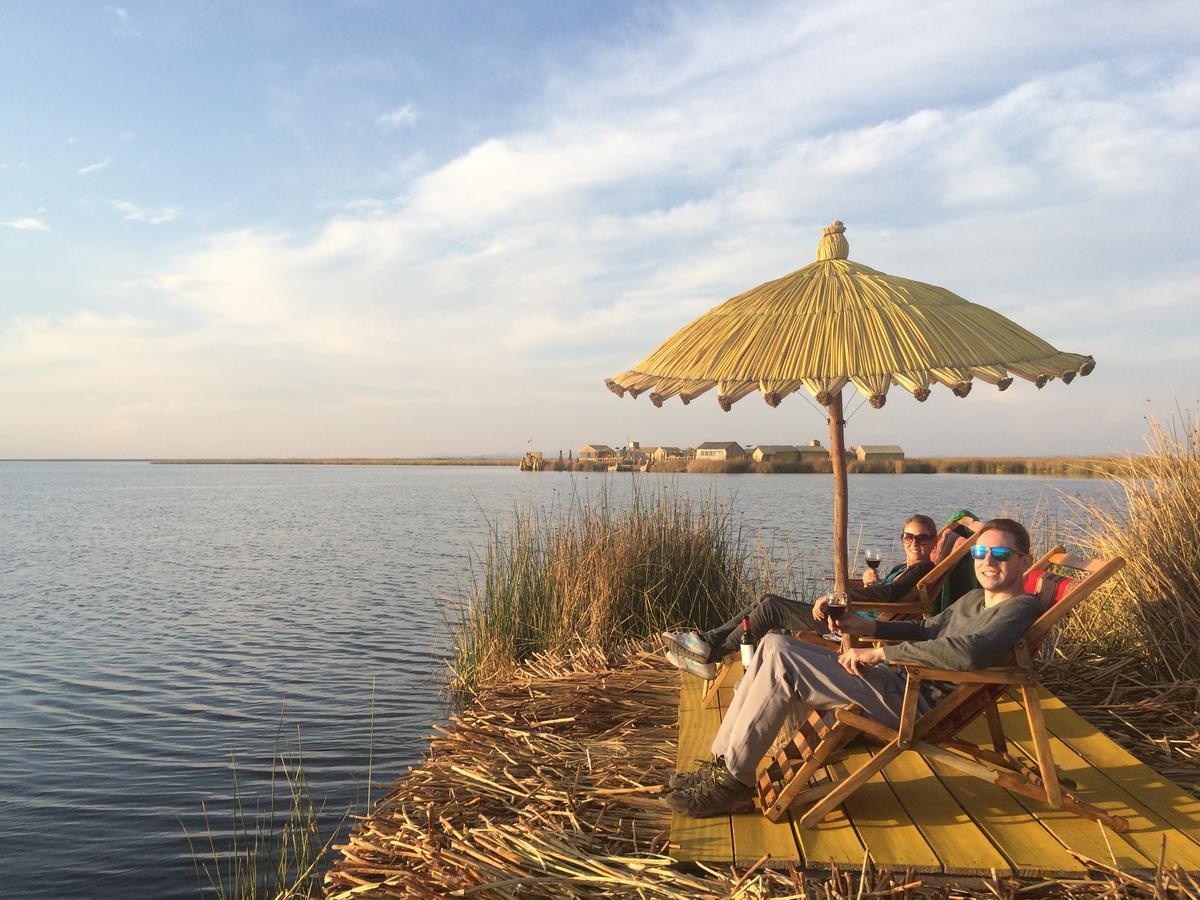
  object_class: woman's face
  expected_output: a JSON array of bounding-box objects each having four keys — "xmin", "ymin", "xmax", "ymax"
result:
[{"xmin": 901, "ymin": 521, "xmax": 936, "ymax": 565}]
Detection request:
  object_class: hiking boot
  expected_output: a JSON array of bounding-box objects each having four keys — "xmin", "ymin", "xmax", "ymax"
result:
[
  {"xmin": 661, "ymin": 630, "xmax": 714, "ymax": 664},
  {"xmin": 664, "ymin": 648, "xmax": 718, "ymax": 681},
  {"xmin": 666, "ymin": 754, "xmax": 725, "ymax": 791},
  {"xmin": 665, "ymin": 760, "xmax": 755, "ymax": 817}
]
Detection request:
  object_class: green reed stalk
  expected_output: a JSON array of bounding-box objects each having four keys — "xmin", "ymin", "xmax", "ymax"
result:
[
  {"xmin": 448, "ymin": 482, "xmax": 785, "ymax": 701},
  {"xmin": 186, "ymin": 720, "xmax": 350, "ymax": 899}
]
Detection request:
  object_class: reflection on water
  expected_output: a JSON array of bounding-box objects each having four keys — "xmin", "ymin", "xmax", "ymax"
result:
[{"xmin": 0, "ymin": 462, "xmax": 1118, "ymax": 897}]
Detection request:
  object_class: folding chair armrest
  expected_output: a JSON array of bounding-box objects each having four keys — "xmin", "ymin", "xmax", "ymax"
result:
[
  {"xmin": 891, "ymin": 662, "xmax": 1038, "ymax": 686},
  {"xmin": 824, "ymin": 576, "xmax": 865, "ymax": 586},
  {"xmin": 851, "ymin": 600, "xmax": 931, "ymax": 615}
]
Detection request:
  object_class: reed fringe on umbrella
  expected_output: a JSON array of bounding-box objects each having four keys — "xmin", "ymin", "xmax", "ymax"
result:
[
  {"xmin": 324, "ymin": 644, "xmax": 1198, "ymax": 899},
  {"xmin": 605, "ymin": 221, "xmax": 1094, "ymax": 412}
]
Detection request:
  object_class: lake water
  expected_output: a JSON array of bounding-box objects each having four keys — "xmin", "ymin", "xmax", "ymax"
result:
[{"xmin": 0, "ymin": 462, "xmax": 1120, "ymax": 897}]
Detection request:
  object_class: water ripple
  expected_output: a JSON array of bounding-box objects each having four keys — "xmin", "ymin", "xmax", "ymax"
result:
[{"xmin": 0, "ymin": 461, "xmax": 1117, "ymax": 898}]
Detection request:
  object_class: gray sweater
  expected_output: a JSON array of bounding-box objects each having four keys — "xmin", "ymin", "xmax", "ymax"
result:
[{"xmin": 876, "ymin": 589, "xmax": 1043, "ymax": 671}]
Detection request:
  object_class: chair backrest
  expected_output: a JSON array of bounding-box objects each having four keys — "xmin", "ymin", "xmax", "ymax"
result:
[
  {"xmin": 1021, "ymin": 547, "xmax": 1126, "ymax": 650},
  {"xmin": 922, "ymin": 546, "xmax": 1125, "ymax": 744},
  {"xmin": 915, "ymin": 513, "xmax": 984, "ymax": 613}
]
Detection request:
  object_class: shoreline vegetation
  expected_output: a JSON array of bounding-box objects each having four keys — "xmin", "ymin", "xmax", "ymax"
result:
[
  {"xmin": 322, "ymin": 413, "xmax": 1200, "ymax": 896},
  {"xmin": 205, "ymin": 413, "xmax": 1200, "ymax": 896},
  {"xmin": 146, "ymin": 455, "xmax": 1127, "ymax": 477}
]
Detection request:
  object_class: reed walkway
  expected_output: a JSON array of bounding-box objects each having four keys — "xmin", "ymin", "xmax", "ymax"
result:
[{"xmin": 673, "ymin": 663, "xmax": 1200, "ymax": 876}]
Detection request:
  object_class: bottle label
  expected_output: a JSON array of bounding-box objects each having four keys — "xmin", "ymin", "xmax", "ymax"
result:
[{"xmin": 740, "ymin": 642, "xmax": 754, "ymax": 667}]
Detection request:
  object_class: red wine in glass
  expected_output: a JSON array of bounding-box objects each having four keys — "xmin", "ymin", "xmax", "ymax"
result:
[
  {"xmin": 822, "ymin": 592, "xmax": 851, "ymax": 641},
  {"xmin": 865, "ymin": 548, "xmax": 882, "ymax": 572}
]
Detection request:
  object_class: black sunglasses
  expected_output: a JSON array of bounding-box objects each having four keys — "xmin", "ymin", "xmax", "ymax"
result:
[{"xmin": 901, "ymin": 531, "xmax": 934, "ymax": 544}]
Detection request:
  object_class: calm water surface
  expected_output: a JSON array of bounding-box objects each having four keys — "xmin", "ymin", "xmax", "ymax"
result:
[{"xmin": 0, "ymin": 462, "xmax": 1118, "ymax": 897}]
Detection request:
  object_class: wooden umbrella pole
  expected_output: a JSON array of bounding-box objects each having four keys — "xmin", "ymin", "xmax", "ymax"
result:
[
  {"xmin": 827, "ymin": 390, "xmax": 849, "ymax": 594},
  {"xmin": 827, "ymin": 390, "xmax": 855, "ymax": 651}
]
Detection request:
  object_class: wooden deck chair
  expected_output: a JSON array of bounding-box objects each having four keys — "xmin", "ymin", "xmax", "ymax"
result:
[
  {"xmin": 755, "ymin": 546, "xmax": 1129, "ymax": 832},
  {"xmin": 699, "ymin": 514, "xmax": 985, "ymax": 709}
]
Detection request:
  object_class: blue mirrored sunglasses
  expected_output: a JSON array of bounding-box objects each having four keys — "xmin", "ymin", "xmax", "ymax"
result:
[{"xmin": 971, "ymin": 545, "xmax": 1014, "ymax": 561}]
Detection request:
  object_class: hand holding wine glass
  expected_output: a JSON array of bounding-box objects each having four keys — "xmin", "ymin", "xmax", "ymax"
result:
[
  {"xmin": 822, "ymin": 592, "xmax": 851, "ymax": 641},
  {"xmin": 862, "ymin": 547, "xmax": 881, "ymax": 583}
]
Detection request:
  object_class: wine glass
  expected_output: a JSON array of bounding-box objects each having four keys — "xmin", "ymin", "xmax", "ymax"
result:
[
  {"xmin": 864, "ymin": 547, "xmax": 882, "ymax": 576},
  {"xmin": 822, "ymin": 592, "xmax": 851, "ymax": 641}
]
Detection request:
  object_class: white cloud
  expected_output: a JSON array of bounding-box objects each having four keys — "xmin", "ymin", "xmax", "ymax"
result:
[
  {"xmin": 114, "ymin": 201, "xmax": 178, "ymax": 225},
  {"xmin": 106, "ymin": 5, "xmax": 140, "ymax": 37},
  {"xmin": 375, "ymin": 104, "xmax": 418, "ymax": 129},
  {"xmin": 1, "ymin": 217, "xmax": 51, "ymax": 232},
  {"xmin": 78, "ymin": 157, "xmax": 111, "ymax": 175},
  {"xmin": 5, "ymin": 1, "xmax": 1199, "ymax": 456}
]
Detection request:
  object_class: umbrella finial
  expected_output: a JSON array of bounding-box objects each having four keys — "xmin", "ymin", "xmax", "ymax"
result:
[{"xmin": 816, "ymin": 220, "xmax": 849, "ymax": 261}]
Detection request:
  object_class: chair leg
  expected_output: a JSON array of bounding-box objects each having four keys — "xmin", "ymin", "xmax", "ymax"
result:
[
  {"xmin": 1021, "ymin": 684, "xmax": 1063, "ymax": 808},
  {"xmin": 945, "ymin": 738, "xmax": 1078, "ymax": 790},
  {"xmin": 700, "ymin": 660, "xmax": 738, "ymax": 709},
  {"xmin": 919, "ymin": 741, "xmax": 1127, "ymax": 832},
  {"xmin": 796, "ymin": 741, "xmax": 903, "ymax": 829},
  {"xmin": 984, "ymin": 702, "xmax": 1007, "ymax": 754},
  {"xmin": 759, "ymin": 716, "xmax": 855, "ymax": 823}
]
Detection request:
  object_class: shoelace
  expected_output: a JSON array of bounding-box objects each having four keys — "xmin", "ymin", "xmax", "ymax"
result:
[{"xmin": 683, "ymin": 756, "xmax": 725, "ymax": 790}]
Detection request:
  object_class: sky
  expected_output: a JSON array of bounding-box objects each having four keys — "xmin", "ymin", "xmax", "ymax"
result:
[{"xmin": 1, "ymin": 1, "xmax": 1197, "ymax": 459}]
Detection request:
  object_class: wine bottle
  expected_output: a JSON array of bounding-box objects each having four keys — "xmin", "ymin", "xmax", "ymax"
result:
[{"xmin": 739, "ymin": 615, "xmax": 755, "ymax": 667}]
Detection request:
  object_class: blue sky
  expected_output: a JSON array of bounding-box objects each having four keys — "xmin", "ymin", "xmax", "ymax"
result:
[{"xmin": 2, "ymin": 1, "xmax": 1197, "ymax": 457}]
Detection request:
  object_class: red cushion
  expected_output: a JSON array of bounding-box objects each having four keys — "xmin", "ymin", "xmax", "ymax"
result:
[{"xmin": 1024, "ymin": 569, "xmax": 1075, "ymax": 605}]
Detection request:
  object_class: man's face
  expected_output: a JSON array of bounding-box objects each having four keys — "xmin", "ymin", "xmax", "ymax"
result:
[
  {"xmin": 973, "ymin": 529, "xmax": 1029, "ymax": 595},
  {"xmin": 901, "ymin": 523, "xmax": 936, "ymax": 565}
]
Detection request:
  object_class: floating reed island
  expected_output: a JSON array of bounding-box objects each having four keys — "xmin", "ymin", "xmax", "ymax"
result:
[
  {"xmin": 324, "ymin": 643, "xmax": 1200, "ymax": 898},
  {"xmin": 322, "ymin": 414, "xmax": 1200, "ymax": 897}
]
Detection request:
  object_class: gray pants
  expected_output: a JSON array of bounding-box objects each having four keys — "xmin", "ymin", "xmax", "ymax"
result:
[
  {"xmin": 700, "ymin": 593, "xmax": 817, "ymax": 662},
  {"xmin": 712, "ymin": 634, "xmax": 928, "ymax": 785}
]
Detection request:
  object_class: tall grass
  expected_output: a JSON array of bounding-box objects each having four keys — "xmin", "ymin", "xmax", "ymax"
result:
[
  {"xmin": 449, "ymin": 483, "xmax": 779, "ymax": 699},
  {"xmin": 1061, "ymin": 412, "xmax": 1200, "ymax": 681},
  {"xmin": 186, "ymin": 697, "xmax": 377, "ymax": 900},
  {"xmin": 186, "ymin": 734, "xmax": 342, "ymax": 899}
]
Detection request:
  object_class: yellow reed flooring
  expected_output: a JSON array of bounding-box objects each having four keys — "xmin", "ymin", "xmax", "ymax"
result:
[{"xmin": 670, "ymin": 669, "xmax": 1200, "ymax": 875}]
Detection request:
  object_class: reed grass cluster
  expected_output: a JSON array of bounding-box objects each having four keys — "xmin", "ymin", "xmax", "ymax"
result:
[
  {"xmin": 920, "ymin": 456, "xmax": 1124, "ymax": 477},
  {"xmin": 450, "ymin": 484, "xmax": 773, "ymax": 700},
  {"xmin": 185, "ymin": 731, "xmax": 345, "ymax": 900},
  {"xmin": 1060, "ymin": 412, "xmax": 1200, "ymax": 681}
]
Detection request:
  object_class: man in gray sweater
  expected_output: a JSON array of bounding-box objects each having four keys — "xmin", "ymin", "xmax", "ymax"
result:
[{"xmin": 666, "ymin": 517, "xmax": 1041, "ymax": 818}]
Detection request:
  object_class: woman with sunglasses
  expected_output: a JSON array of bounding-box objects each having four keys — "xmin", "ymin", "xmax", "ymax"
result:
[
  {"xmin": 810, "ymin": 514, "xmax": 939, "ymax": 622},
  {"xmin": 662, "ymin": 514, "xmax": 938, "ymax": 679}
]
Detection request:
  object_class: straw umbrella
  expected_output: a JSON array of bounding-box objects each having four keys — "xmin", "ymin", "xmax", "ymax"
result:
[{"xmin": 605, "ymin": 220, "xmax": 1095, "ymax": 599}]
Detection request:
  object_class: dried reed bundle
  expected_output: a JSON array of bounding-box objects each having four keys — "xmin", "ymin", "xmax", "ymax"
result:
[
  {"xmin": 1043, "ymin": 645, "xmax": 1200, "ymax": 791},
  {"xmin": 325, "ymin": 644, "xmax": 1197, "ymax": 899},
  {"xmin": 1062, "ymin": 411, "xmax": 1200, "ymax": 682}
]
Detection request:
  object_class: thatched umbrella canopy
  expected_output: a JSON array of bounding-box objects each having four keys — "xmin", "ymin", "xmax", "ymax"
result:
[{"xmin": 606, "ymin": 221, "xmax": 1095, "ymax": 598}]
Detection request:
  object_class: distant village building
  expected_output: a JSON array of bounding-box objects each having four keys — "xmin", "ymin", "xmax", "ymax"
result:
[
  {"xmin": 579, "ymin": 444, "xmax": 617, "ymax": 461},
  {"xmin": 856, "ymin": 444, "xmax": 905, "ymax": 462},
  {"xmin": 752, "ymin": 445, "xmax": 800, "ymax": 463},
  {"xmin": 695, "ymin": 441, "xmax": 746, "ymax": 461},
  {"xmin": 797, "ymin": 440, "xmax": 829, "ymax": 462},
  {"xmin": 622, "ymin": 441, "xmax": 648, "ymax": 464},
  {"xmin": 650, "ymin": 446, "xmax": 685, "ymax": 462}
]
